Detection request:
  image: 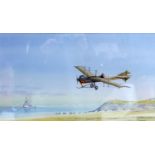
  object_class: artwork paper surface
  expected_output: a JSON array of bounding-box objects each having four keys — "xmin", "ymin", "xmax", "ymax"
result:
[{"xmin": 0, "ymin": 33, "xmax": 155, "ymax": 121}]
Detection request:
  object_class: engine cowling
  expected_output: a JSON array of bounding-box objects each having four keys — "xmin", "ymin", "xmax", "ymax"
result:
[{"xmin": 100, "ymin": 73, "xmax": 105, "ymax": 78}]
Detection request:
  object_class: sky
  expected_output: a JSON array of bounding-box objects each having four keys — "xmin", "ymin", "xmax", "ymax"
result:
[{"xmin": 0, "ymin": 33, "xmax": 155, "ymax": 108}]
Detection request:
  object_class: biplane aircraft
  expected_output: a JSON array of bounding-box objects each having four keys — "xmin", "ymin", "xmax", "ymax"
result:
[{"xmin": 75, "ymin": 66, "xmax": 131, "ymax": 90}]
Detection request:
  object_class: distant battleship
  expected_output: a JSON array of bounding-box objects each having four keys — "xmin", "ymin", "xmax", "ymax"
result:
[{"xmin": 23, "ymin": 96, "xmax": 32, "ymax": 111}]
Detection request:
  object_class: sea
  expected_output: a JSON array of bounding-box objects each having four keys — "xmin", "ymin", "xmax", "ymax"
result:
[{"xmin": 0, "ymin": 106, "xmax": 91, "ymax": 120}]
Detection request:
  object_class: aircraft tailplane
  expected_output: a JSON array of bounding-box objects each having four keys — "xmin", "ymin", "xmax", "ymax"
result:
[{"xmin": 117, "ymin": 70, "xmax": 131, "ymax": 82}]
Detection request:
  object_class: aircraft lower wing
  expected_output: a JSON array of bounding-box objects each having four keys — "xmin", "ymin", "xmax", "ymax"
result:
[
  {"xmin": 95, "ymin": 77, "xmax": 129, "ymax": 88},
  {"xmin": 104, "ymin": 76, "xmax": 130, "ymax": 81}
]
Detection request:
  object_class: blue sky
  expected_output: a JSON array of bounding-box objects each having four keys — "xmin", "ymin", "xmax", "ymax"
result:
[
  {"xmin": 1, "ymin": 33, "xmax": 155, "ymax": 75},
  {"xmin": 0, "ymin": 34, "xmax": 155, "ymax": 107}
]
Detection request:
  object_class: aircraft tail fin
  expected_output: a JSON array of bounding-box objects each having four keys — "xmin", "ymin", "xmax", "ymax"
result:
[
  {"xmin": 118, "ymin": 70, "xmax": 130, "ymax": 76},
  {"xmin": 117, "ymin": 70, "xmax": 131, "ymax": 82}
]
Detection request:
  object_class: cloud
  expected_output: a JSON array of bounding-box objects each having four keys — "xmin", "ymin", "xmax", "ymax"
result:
[
  {"xmin": 26, "ymin": 43, "xmax": 30, "ymax": 55},
  {"xmin": 134, "ymin": 76, "xmax": 155, "ymax": 100},
  {"xmin": 41, "ymin": 38, "xmax": 57, "ymax": 51},
  {"xmin": 40, "ymin": 34, "xmax": 88, "ymax": 53},
  {"xmin": 0, "ymin": 66, "xmax": 15, "ymax": 95},
  {"xmin": 103, "ymin": 75, "xmax": 155, "ymax": 101},
  {"xmin": 39, "ymin": 34, "xmax": 89, "ymax": 66},
  {"xmin": 93, "ymin": 42, "xmax": 127, "ymax": 60},
  {"xmin": 59, "ymin": 34, "xmax": 89, "ymax": 50}
]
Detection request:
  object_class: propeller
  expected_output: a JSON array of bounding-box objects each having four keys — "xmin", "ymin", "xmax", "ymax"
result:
[
  {"xmin": 95, "ymin": 70, "xmax": 97, "ymax": 76},
  {"xmin": 107, "ymin": 75, "xmax": 109, "ymax": 87},
  {"xmin": 76, "ymin": 76, "xmax": 79, "ymax": 84},
  {"xmin": 88, "ymin": 67, "xmax": 91, "ymax": 72}
]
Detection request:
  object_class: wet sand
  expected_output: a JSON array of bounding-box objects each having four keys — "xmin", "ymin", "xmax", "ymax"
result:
[{"xmin": 17, "ymin": 110, "xmax": 155, "ymax": 121}]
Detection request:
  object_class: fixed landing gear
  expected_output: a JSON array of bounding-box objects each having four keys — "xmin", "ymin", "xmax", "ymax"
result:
[
  {"xmin": 77, "ymin": 82, "xmax": 98, "ymax": 90},
  {"xmin": 90, "ymin": 83, "xmax": 94, "ymax": 88},
  {"xmin": 90, "ymin": 83, "xmax": 98, "ymax": 90},
  {"xmin": 94, "ymin": 85, "xmax": 98, "ymax": 90}
]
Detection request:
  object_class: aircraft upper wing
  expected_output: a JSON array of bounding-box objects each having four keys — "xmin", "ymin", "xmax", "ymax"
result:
[
  {"xmin": 74, "ymin": 66, "xmax": 95, "ymax": 77},
  {"xmin": 95, "ymin": 77, "xmax": 129, "ymax": 88}
]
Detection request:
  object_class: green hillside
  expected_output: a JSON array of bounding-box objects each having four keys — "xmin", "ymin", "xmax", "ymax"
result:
[
  {"xmin": 136, "ymin": 99, "xmax": 155, "ymax": 104},
  {"xmin": 107, "ymin": 99, "xmax": 133, "ymax": 104},
  {"xmin": 108, "ymin": 98, "xmax": 155, "ymax": 104}
]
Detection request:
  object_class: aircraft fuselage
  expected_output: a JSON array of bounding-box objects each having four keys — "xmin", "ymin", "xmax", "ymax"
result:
[{"xmin": 77, "ymin": 75, "xmax": 103, "ymax": 84}]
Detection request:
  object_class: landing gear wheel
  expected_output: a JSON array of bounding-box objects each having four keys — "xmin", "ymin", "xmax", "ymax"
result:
[
  {"xmin": 90, "ymin": 83, "xmax": 94, "ymax": 88},
  {"xmin": 95, "ymin": 86, "xmax": 98, "ymax": 90}
]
